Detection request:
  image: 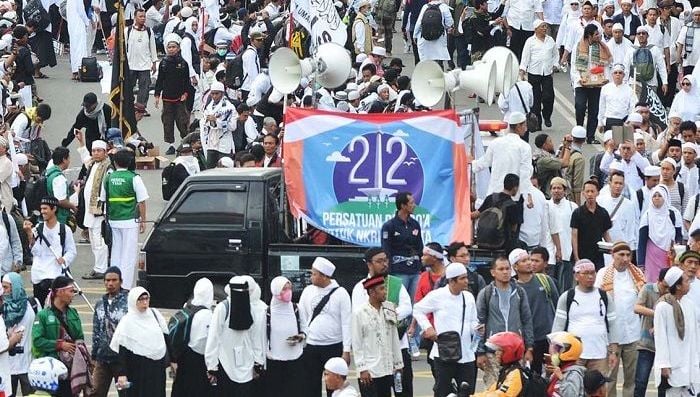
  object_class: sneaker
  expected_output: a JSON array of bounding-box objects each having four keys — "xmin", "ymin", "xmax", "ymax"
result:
[
  {"xmin": 165, "ymin": 145, "xmax": 176, "ymax": 155},
  {"xmin": 82, "ymin": 271, "xmax": 105, "ymax": 280},
  {"xmin": 411, "ymin": 350, "xmax": 421, "ymax": 360}
]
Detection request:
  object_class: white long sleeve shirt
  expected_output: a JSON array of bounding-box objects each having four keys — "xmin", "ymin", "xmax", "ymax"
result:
[
  {"xmin": 473, "ymin": 132, "xmax": 534, "ymax": 197},
  {"xmin": 547, "ymin": 198, "xmax": 577, "ymax": 262},
  {"xmin": 204, "ymin": 300, "xmax": 267, "ymax": 383},
  {"xmin": 352, "ymin": 276, "xmax": 412, "ymax": 350},
  {"xmin": 241, "ymin": 46, "xmax": 260, "ymax": 91},
  {"xmin": 180, "ymin": 36, "xmax": 198, "ymax": 78},
  {"xmin": 597, "ymin": 82, "xmax": 636, "ymax": 127},
  {"xmin": 299, "ymin": 281, "xmax": 352, "ymax": 351},
  {"xmin": 497, "ymin": 81, "xmax": 534, "ymax": 122},
  {"xmin": 505, "ymin": 0, "xmax": 543, "ymax": 31},
  {"xmin": 520, "ymin": 34, "xmax": 559, "ymax": 75},
  {"xmin": 413, "ymin": 286, "xmax": 479, "ymax": 363},
  {"xmin": 201, "ymin": 98, "xmax": 237, "ymax": 155},
  {"xmin": 351, "ymin": 302, "xmax": 404, "ymax": 377},
  {"xmin": 520, "ymin": 188, "xmax": 553, "ymax": 261},
  {"xmin": 597, "ymin": 192, "xmax": 638, "ymax": 250},
  {"xmin": 653, "ymin": 298, "xmax": 700, "ymax": 388},
  {"xmin": 606, "ymin": 37, "xmax": 635, "ymax": 76},
  {"xmin": 679, "ymin": 164, "xmax": 699, "ymax": 199},
  {"xmin": 624, "ymin": 44, "xmax": 668, "ymax": 87},
  {"xmin": 599, "ymin": 151, "xmax": 651, "ymax": 191},
  {"xmin": 30, "ymin": 222, "xmax": 77, "ymax": 284},
  {"xmin": 677, "ymin": 24, "xmax": 700, "ymax": 67},
  {"xmin": 125, "ymin": 27, "xmax": 158, "ymax": 71}
]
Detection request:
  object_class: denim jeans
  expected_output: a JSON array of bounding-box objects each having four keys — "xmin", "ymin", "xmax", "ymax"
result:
[
  {"xmin": 634, "ymin": 349, "xmax": 665, "ymax": 397},
  {"xmin": 396, "ymin": 273, "xmax": 420, "ymax": 351}
]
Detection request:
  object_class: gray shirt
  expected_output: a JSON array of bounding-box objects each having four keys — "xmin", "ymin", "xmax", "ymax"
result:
[{"xmin": 518, "ymin": 274, "xmax": 560, "ymax": 341}]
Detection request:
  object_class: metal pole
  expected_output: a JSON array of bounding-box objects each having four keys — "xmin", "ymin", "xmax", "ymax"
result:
[{"xmin": 280, "ymin": 94, "xmax": 289, "ymax": 235}]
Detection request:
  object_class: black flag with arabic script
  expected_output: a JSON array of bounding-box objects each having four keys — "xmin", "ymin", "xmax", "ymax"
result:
[{"xmin": 108, "ymin": 0, "xmax": 136, "ymax": 140}]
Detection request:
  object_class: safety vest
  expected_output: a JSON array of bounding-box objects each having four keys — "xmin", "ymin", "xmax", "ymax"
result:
[
  {"xmin": 105, "ymin": 170, "xmax": 138, "ymax": 221},
  {"xmin": 45, "ymin": 166, "xmax": 70, "ymax": 223}
]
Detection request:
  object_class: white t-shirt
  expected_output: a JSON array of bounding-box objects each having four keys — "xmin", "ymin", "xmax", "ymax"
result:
[{"xmin": 567, "ymin": 289, "xmax": 609, "ymax": 359}]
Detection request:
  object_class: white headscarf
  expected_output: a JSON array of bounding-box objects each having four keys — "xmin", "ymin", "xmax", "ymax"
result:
[
  {"xmin": 184, "ymin": 16, "xmax": 200, "ymax": 47},
  {"xmin": 109, "ymin": 287, "xmax": 168, "ymax": 361},
  {"xmin": 640, "ymin": 185, "xmax": 675, "ymax": 249},
  {"xmin": 190, "ymin": 277, "xmax": 214, "ymax": 308},
  {"xmin": 267, "ymin": 276, "xmax": 302, "ymax": 359},
  {"xmin": 670, "ymin": 75, "xmax": 700, "ymax": 123},
  {"xmin": 270, "ymin": 276, "xmax": 292, "ymax": 312}
]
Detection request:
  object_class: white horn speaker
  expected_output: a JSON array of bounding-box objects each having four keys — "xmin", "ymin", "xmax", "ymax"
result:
[
  {"xmin": 269, "ymin": 47, "xmax": 303, "ymax": 94},
  {"xmin": 412, "ymin": 60, "xmax": 447, "ymax": 107},
  {"xmin": 481, "ymin": 46, "xmax": 518, "ymax": 94},
  {"xmin": 456, "ymin": 60, "xmax": 497, "ymax": 105},
  {"xmin": 314, "ymin": 43, "xmax": 352, "ymax": 89}
]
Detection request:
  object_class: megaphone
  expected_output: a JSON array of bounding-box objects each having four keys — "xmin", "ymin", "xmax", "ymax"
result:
[
  {"xmin": 481, "ymin": 46, "xmax": 518, "ymax": 94},
  {"xmin": 446, "ymin": 60, "xmax": 497, "ymax": 105},
  {"xmin": 269, "ymin": 43, "xmax": 351, "ymax": 92},
  {"xmin": 411, "ymin": 60, "xmax": 447, "ymax": 107}
]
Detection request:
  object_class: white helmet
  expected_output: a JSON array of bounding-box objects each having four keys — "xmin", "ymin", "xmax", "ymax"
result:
[{"xmin": 28, "ymin": 357, "xmax": 68, "ymax": 392}]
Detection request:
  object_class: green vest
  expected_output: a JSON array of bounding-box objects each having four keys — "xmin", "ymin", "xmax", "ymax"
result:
[
  {"xmin": 45, "ymin": 166, "xmax": 70, "ymax": 223},
  {"xmin": 105, "ymin": 170, "xmax": 138, "ymax": 221}
]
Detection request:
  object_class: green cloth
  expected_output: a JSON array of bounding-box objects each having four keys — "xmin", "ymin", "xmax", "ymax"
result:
[
  {"xmin": 105, "ymin": 170, "xmax": 138, "ymax": 221},
  {"xmin": 386, "ymin": 275, "xmax": 402, "ymax": 305},
  {"xmin": 45, "ymin": 166, "xmax": 70, "ymax": 224},
  {"xmin": 32, "ymin": 306, "xmax": 84, "ymax": 358},
  {"xmin": 575, "ymin": 42, "xmax": 601, "ymax": 73}
]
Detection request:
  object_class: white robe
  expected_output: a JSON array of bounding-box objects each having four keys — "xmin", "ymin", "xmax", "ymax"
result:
[
  {"xmin": 67, "ymin": 0, "xmax": 90, "ymax": 73},
  {"xmin": 653, "ymin": 298, "xmax": 700, "ymax": 390},
  {"xmin": 412, "ymin": 1, "xmax": 453, "ymax": 61}
]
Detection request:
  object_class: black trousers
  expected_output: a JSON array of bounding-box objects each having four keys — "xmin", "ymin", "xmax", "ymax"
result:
[
  {"xmin": 265, "ymin": 357, "xmax": 304, "ymax": 397},
  {"xmin": 509, "ymin": 28, "xmax": 533, "ymax": 61},
  {"xmin": 398, "ymin": 348, "xmax": 413, "ymax": 397},
  {"xmin": 661, "ymin": 66, "xmax": 678, "ymax": 107},
  {"xmin": 216, "ymin": 367, "xmax": 253, "ymax": 397},
  {"xmin": 683, "ymin": 65, "xmax": 695, "ymax": 76},
  {"xmin": 411, "ymin": 36, "xmax": 420, "ymax": 65},
  {"xmin": 434, "ymin": 359, "xmax": 476, "ymax": 397},
  {"xmin": 574, "ymin": 86, "xmax": 601, "ymax": 142},
  {"xmin": 605, "ymin": 117, "xmax": 626, "ymax": 131},
  {"xmin": 303, "ymin": 342, "xmax": 343, "ymax": 397},
  {"xmin": 33, "ymin": 279, "xmax": 53, "ymax": 308},
  {"xmin": 359, "ymin": 374, "xmax": 393, "ymax": 397},
  {"xmin": 528, "ymin": 73, "xmax": 554, "ymax": 126},
  {"xmin": 530, "ymin": 339, "xmax": 549, "ymax": 376}
]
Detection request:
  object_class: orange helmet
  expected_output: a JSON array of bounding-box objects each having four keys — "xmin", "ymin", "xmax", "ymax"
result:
[
  {"xmin": 485, "ymin": 332, "xmax": 525, "ymax": 365},
  {"xmin": 547, "ymin": 332, "xmax": 583, "ymax": 362}
]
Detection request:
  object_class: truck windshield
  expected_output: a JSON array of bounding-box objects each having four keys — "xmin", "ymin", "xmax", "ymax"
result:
[{"xmin": 167, "ymin": 190, "xmax": 247, "ymax": 225}]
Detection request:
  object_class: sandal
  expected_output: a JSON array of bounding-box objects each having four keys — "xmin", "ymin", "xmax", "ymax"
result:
[
  {"xmin": 34, "ymin": 73, "xmax": 48, "ymax": 79},
  {"xmin": 71, "ymin": 73, "xmax": 79, "ymax": 81}
]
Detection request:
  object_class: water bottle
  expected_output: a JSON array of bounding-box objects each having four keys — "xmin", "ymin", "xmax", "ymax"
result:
[
  {"xmin": 470, "ymin": 326, "xmax": 482, "ymax": 352},
  {"xmin": 115, "ymin": 381, "xmax": 131, "ymax": 391},
  {"xmin": 394, "ymin": 372, "xmax": 403, "ymax": 393}
]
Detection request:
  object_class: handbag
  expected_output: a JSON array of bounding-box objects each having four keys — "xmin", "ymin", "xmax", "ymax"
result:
[
  {"xmin": 101, "ymin": 174, "xmax": 113, "ymax": 248},
  {"xmin": 514, "ymin": 83, "xmax": 539, "ymax": 132},
  {"xmin": 436, "ymin": 293, "xmax": 466, "ymax": 362}
]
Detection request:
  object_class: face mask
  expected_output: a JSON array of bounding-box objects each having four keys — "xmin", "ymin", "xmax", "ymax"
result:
[
  {"xmin": 279, "ymin": 289, "xmax": 293, "ymax": 302},
  {"xmin": 217, "ymin": 49, "xmax": 227, "ymax": 57},
  {"xmin": 362, "ymin": 9, "xmax": 371, "ymax": 15}
]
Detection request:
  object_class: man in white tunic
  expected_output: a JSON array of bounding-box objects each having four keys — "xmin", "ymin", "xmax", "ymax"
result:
[
  {"xmin": 412, "ymin": 0, "xmax": 454, "ymax": 63},
  {"xmin": 597, "ymin": 171, "xmax": 638, "ymax": 260},
  {"xmin": 654, "ymin": 267, "xmax": 700, "ymax": 397},
  {"xmin": 66, "ymin": 0, "xmax": 91, "ymax": 78}
]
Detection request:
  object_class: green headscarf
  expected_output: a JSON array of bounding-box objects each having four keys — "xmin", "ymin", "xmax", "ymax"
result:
[{"xmin": 3, "ymin": 272, "xmax": 28, "ymax": 328}]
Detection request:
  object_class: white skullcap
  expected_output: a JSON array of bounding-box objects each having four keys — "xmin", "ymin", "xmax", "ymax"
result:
[
  {"xmin": 92, "ymin": 140, "xmax": 107, "ymax": 150},
  {"xmin": 180, "ymin": 6, "xmax": 193, "ymax": 18},
  {"xmin": 508, "ymin": 112, "xmax": 527, "ymax": 125},
  {"xmin": 633, "ymin": 132, "xmax": 644, "ymax": 142},
  {"xmin": 612, "ymin": 63, "xmax": 625, "ymax": 72},
  {"xmin": 612, "ymin": 23, "xmax": 624, "ymax": 31},
  {"xmin": 661, "ymin": 157, "xmax": 677, "ymax": 168},
  {"xmin": 210, "ymin": 81, "xmax": 225, "ymax": 92},
  {"xmin": 627, "ymin": 113, "xmax": 643, "ymax": 124},
  {"xmin": 445, "ymin": 263, "xmax": 467, "ymax": 279},
  {"xmin": 219, "ymin": 157, "xmax": 234, "ymax": 168},
  {"xmin": 644, "ymin": 165, "xmax": 660, "ymax": 177},
  {"xmin": 165, "ymin": 33, "xmax": 182, "ymax": 45},
  {"xmin": 14, "ymin": 153, "xmax": 27, "ymax": 166},
  {"xmin": 692, "ymin": 6, "xmax": 700, "ymax": 13},
  {"xmin": 610, "ymin": 161, "xmax": 625, "ymax": 172},
  {"xmin": 346, "ymin": 82, "xmax": 358, "ymax": 91},
  {"xmin": 324, "ymin": 357, "xmax": 348, "ymax": 376},
  {"xmin": 571, "ymin": 126, "xmax": 587, "ymax": 139},
  {"xmin": 668, "ymin": 111, "xmax": 682, "ymax": 120},
  {"xmin": 683, "ymin": 142, "xmax": 697, "ymax": 153},
  {"xmin": 377, "ymin": 83, "xmax": 391, "ymax": 94},
  {"xmin": 312, "ymin": 257, "xmax": 336, "ymax": 277},
  {"xmin": 664, "ymin": 266, "xmax": 684, "ymax": 286},
  {"xmin": 533, "ymin": 19, "xmax": 546, "ymax": 29},
  {"xmin": 355, "ymin": 53, "xmax": 368, "ymax": 64},
  {"xmin": 636, "ymin": 25, "xmax": 650, "ymax": 34},
  {"xmin": 508, "ymin": 248, "xmax": 528, "ymax": 266},
  {"xmin": 347, "ymin": 90, "xmax": 360, "ymax": 101},
  {"xmin": 371, "ymin": 46, "xmax": 386, "ymax": 57},
  {"xmin": 620, "ymin": 0, "xmax": 632, "ymax": 3},
  {"xmin": 603, "ymin": 130, "xmax": 613, "ymax": 143}
]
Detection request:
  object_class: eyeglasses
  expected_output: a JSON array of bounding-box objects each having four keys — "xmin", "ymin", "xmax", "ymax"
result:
[
  {"xmin": 137, "ymin": 296, "xmax": 150, "ymax": 302},
  {"xmin": 637, "ymin": 32, "xmax": 648, "ymax": 35}
]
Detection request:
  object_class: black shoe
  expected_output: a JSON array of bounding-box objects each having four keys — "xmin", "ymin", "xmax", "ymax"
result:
[
  {"xmin": 143, "ymin": 111, "xmax": 151, "ymax": 117},
  {"xmin": 165, "ymin": 145, "xmax": 176, "ymax": 155},
  {"xmin": 82, "ymin": 271, "xmax": 104, "ymax": 280},
  {"xmin": 590, "ymin": 139, "xmax": 601, "ymax": 144},
  {"xmin": 544, "ymin": 119, "xmax": 552, "ymax": 127}
]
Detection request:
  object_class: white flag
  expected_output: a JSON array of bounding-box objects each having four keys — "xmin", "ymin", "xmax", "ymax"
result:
[{"xmin": 292, "ymin": 0, "xmax": 347, "ymax": 48}]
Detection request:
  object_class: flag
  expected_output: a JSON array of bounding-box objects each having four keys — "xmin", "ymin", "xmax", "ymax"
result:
[
  {"xmin": 108, "ymin": 0, "xmax": 136, "ymax": 140},
  {"xmin": 283, "ymin": 108, "xmax": 472, "ymax": 246}
]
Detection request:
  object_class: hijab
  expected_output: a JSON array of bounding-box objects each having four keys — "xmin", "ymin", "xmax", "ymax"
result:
[
  {"xmin": 670, "ymin": 75, "xmax": 700, "ymax": 123},
  {"xmin": 184, "ymin": 17, "xmax": 199, "ymax": 47},
  {"xmin": 270, "ymin": 276, "xmax": 292, "ymax": 313},
  {"xmin": 190, "ymin": 278, "xmax": 213, "ymax": 308},
  {"xmin": 2, "ymin": 272, "xmax": 27, "ymax": 328},
  {"xmin": 109, "ymin": 287, "xmax": 168, "ymax": 361},
  {"xmin": 225, "ymin": 275, "xmax": 264, "ymax": 330},
  {"xmin": 640, "ymin": 185, "xmax": 675, "ymax": 249}
]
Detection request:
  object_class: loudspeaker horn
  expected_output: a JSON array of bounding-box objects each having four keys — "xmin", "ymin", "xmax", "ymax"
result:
[
  {"xmin": 315, "ymin": 43, "xmax": 352, "ymax": 89},
  {"xmin": 481, "ymin": 46, "xmax": 518, "ymax": 94},
  {"xmin": 456, "ymin": 60, "xmax": 497, "ymax": 105},
  {"xmin": 412, "ymin": 60, "xmax": 447, "ymax": 107},
  {"xmin": 269, "ymin": 47, "xmax": 303, "ymax": 94}
]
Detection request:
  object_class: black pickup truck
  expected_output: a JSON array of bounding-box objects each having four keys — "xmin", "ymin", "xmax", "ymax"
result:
[{"xmin": 138, "ymin": 168, "xmax": 500, "ymax": 309}]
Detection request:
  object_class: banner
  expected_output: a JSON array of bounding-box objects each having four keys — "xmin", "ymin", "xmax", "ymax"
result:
[
  {"xmin": 108, "ymin": 0, "xmax": 136, "ymax": 140},
  {"xmin": 284, "ymin": 109, "xmax": 472, "ymax": 247},
  {"xmin": 291, "ymin": 0, "xmax": 347, "ymax": 48}
]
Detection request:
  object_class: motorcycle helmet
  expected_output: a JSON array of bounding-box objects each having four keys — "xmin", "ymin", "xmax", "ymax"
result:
[
  {"xmin": 547, "ymin": 331, "xmax": 583, "ymax": 363},
  {"xmin": 28, "ymin": 357, "xmax": 68, "ymax": 392},
  {"xmin": 485, "ymin": 331, "xmax": 525, "ymax": 365}
]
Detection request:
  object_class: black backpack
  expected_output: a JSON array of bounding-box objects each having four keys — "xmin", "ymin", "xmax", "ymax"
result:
[
  {"xmin": 167, "ymin": 303, "xmax": 206, "ymax": 362},
  {"xmin": 24, "ymin": 169, "xmax": 55, "ymax": 214},
  {"xmin": 23, "ymin": 0, "xmax": 50, "ymax": 31},
  {"xmin": 79, "ymin": 57, "xmax": 103, "ymax": 82},
  {"xmin": 161, "ymin": 162, "xmax": 177, "ymax": 201},
  {"xmin": 225, "ymin": 48, "xmax": 252, "ymax": 89},
  {"xmin": 476, "ymin": 194, "xmax": 515, "ymax": 250},
  {"xmin": 203, "ymin": 27, "xmax": 218, "ymax": 48},
  {"xmin": 36, "ymin": 222, "xmax": 66, "ymax": 257},
  {"xmin": 589, "ymin": 151, "xmax": 606, "ymax": 185},
  {"xmin": 421, "ymin": 3, "xmax": 444, "ymax": 41},
  {"xmin": 519, "ymin": 366, "xmax": 548, "ymax": 397}
]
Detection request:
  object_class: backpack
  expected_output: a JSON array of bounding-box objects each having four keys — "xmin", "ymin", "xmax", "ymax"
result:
[
  {"xmin": 225, "ymin": 48, "xmax": 252, "ymax": 89},
  {"xmin": 167, "ymin": 303, "xmax": 206, "ymax": 362},
  {"xmin": 563, "ymin": 288, "xmax": 609, "ymax": 332},
  {"xmin": 23, "ymin": 0, "xmax": 50, "ymax": 31},
  {"xmin": 36, "ymin": 222, "xmax": 66, "ymax": 257},
  {"xmin": 519, "ymin": 366, "xmax": 548, "ymax": 397},
  {"xmin": 633, "ymin": 46, "xmax": 655, "ymax": 82},
  {"xmin": 420, "ymin": 3, "xmax": 444, "ymax": 41},
  {"xmin": 161, "ymin": 162, "xmax": 177, "ymax": 201},
  {"xmin": 24, "ymin": 167, "xmax": 57, "ymax": 214},
  {"xmin": 126, "ymin": 26, "xmax": 152, "ymax": 52},
  {"xmin": 589, "ymin": 151, "xmax": 606, "ymax": 185},
  {"xmin": 476, "ymin": 193, "xmax": 515, "ymax": 250}
]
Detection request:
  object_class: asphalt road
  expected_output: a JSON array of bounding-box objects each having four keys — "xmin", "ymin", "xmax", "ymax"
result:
[{"xmin": 17, "ymin": 27, "xmax": 648, "ymax": 397}]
